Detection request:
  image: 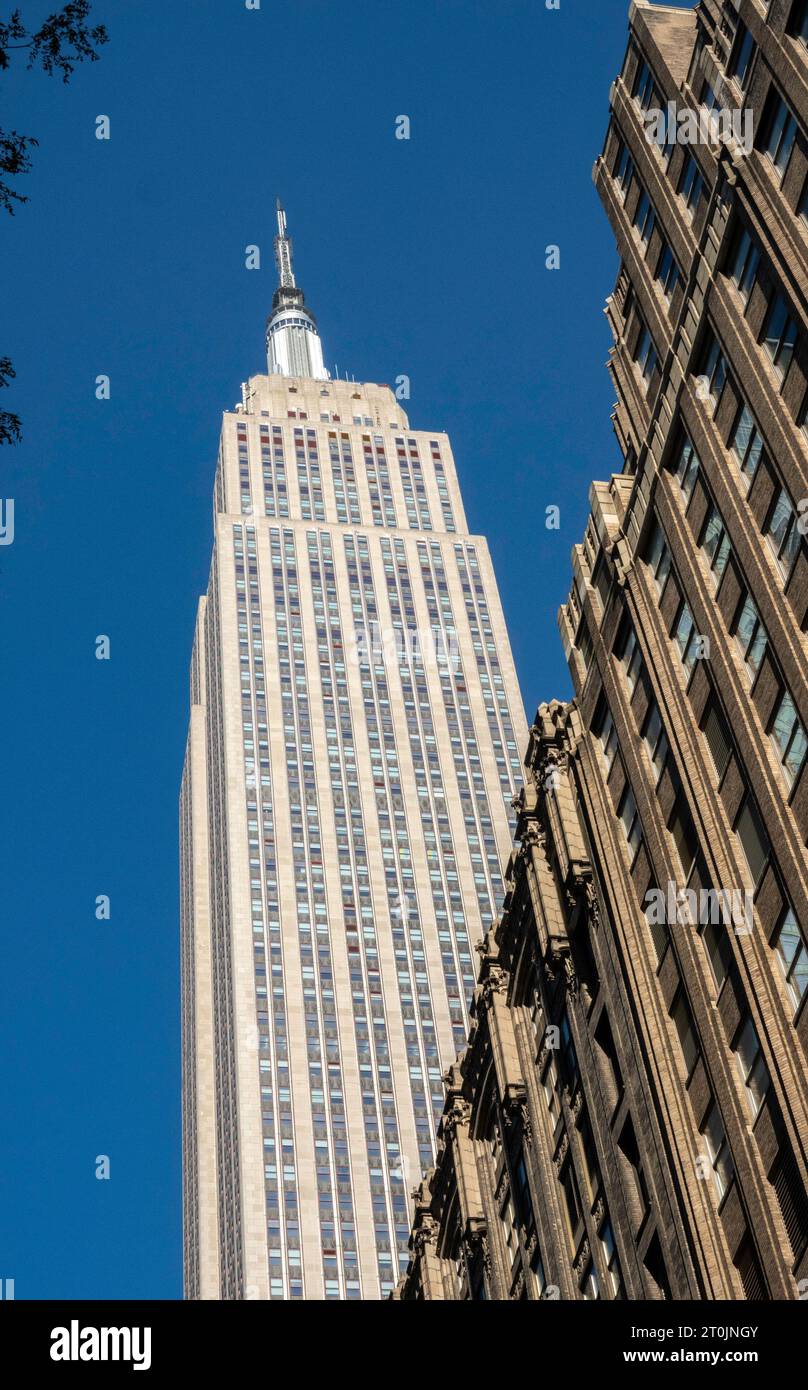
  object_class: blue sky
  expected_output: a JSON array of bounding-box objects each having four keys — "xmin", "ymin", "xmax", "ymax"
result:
[{"xmin": 0, "ymin": 0, "xmax": 691, "ymax": 1299}]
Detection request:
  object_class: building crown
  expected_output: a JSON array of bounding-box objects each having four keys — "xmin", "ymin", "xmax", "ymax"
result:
[{"xmin": 265, "ymin": 199, "xmax": 329, "ymax": 381}]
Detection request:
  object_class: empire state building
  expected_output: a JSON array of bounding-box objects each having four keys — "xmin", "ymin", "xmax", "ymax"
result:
[{"xmin": 180, "ymin": 205, "xmax": 527, "ymax": 1299}]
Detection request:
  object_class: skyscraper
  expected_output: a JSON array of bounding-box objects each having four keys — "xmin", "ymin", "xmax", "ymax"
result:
[
  {"xmin": 180, "ymin": 205, "xmax": 527, "ymax": 1300},
  {"xmin": 398, "ymin": 0, "xmax": 808, "ymax": 1302}
]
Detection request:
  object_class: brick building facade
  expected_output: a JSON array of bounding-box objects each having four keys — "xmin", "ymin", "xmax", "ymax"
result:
[{"xmin": 397, "ymin": 0, "xmax": 808, "ymax": 1301}]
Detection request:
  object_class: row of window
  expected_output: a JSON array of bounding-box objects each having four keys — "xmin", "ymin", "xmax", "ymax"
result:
[
  {"xmin": 593, "ymin": 543, "xmax": 807, "ymax": 1013},
  {"xmin": 535, "ymin": 994, "xmax": 626, "ymax": 1299},
  {"xmin": 652, "ymin": 492, "xmax": 807, "ymax": 803},
  {"xmin": 235, "ymin": 422, "xmax": 455, "ymax": 533},
  {"xmin": 593, "ymin": 616, "xmax": 807, "ymax": 1273},
  {"xmin": 725, "ymin": 219, "xmax": 802, "ymax": 398},
  {"xmin": 644, "ymin": 515, "xmax": 807, "ymax": 1004},
  {"xmin": 695, "ymin": 318, "xmax": 806, "ymax": 592}
]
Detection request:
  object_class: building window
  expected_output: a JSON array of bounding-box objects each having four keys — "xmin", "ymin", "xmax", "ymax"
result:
[
  {"xmin": 773, "ymin": 906, "xmax": 808, "ymax": 1008},
  {"xmin": 734, "ymin": 1234, "xmax": 766, "ymax": 1299},
  {"xmin": 673, "ymin": 600, "xmax": 700, "ymax": 676},
  {"xmin": 646, "ymin": 518, "xmax": 671, "ymax": 594},
  {"xmin": 467, "ymin": 1248, "xmax": 488, "ymax": 1301},
  {"xmin": 592, "ymin": 548, "xmax": 612, "ymax": 608},
  {"xmin": 734, "ymin": 793, "xmax": 770, "ymax": 886},
  {"xmin": 644, "ymin": 878, "xmax": 669, "ymax": 962},
  {"xmin": 701, "ymin": 1102, "xmax": 734, "ymax": 1201},
  {"xmin": 702, "ymin": 698, "xmax": 732, "ymax": 780},
  {"xmin": 597, "ymin": 703, "xmax": 619, "ymax": 777},
  {"xmin": 674, "ymin": 431, "xmax": 700, "ymax": 501},
  {"xmin": 642, "ymin": 697, "xmax": 669, "ymax": 785},
  {"xmin": 512, "ymin": 1151, "xmax": 534, "ymax": 1229},
  {"xmin": 530, "ymin": 1247, "xmax": 547, "ymax": 1299},
  {"xmin": 656, "ymin": 241, "xmax": 681, "ymax": 300},
  {"xmin": 633, "ymin": 188, "xmax": 656, "ymax": 244},
  {"xmin": 620, "ymin": 622, "xmax": 644, "ymax": 693},
  {"xmin": 669, "ymin": 791, "xmax": 699, "ymax": 881},
  {"xmin": 733, "ymin": 591, "xmax": 768, "ymax": 680},
  {"xmin": 761, "ymin": 289, "xmax": 799, "ymax": 381},
  {"xmin": 576, "ymin": 618, "xmax": 594, "ymax": 669},
  {"xmin": 702, "ymin": 903, "xmax": 734, "ymax": 990},
  {"xmin": 581, "ymin": 1262, "xmax": 601, "ymax": 1300},
  {"xmin": 728, "ymin": 21, "xmax": 755, "ymax": 87},
  {"xmin": 698, "ymin": 329, "xmax": 729, "ymax": 404},
  {"xmin": 770, "ymin": 688, "xmax": 807, "ymax": 789},
  {"xmin": 614, "ymin": 140, "xmax": 635, "ymax": 199},
  {"xmin": 699, "ymin": 501, "xmax": 732, "ymax": 586},
  {"xmin": 578, "ymin": 1115, "xmax": 601, "ymax": 1201},
  {"xmin": 498, "ymin": 1191, "xmax": 520, "ymax": 1271},
  {"xmin": 730, "ymin": 403, "xmax": 765, "ymax": 484},
  {"xmin": 789, "ymin": 0, "xmax": 808, "ymax": 47},
  {"xmin": 543, "ymin": 1055, "xmax": 561, "ymax": 1126},
  {"xmin": 765, "ymin": 486, "xmax": 803, "ymax": 580},
  {"xmin": 733, "ymin": 1014, "xmax": 770, "ymax": 1118},
  {"xmin": 634, "ymin": 320, "xmax": 659, "ymax": 383},
  {"xmin": 770, "ymin": 1144, "xmax": 808, "ymax": 1260},
  {"xmin": 559, "ymin": 1155, "xmax": 583, "ymax": 1244},
  {"xmin": 759, "ymin": 89, "xmax": 798, "ymax": 178},
  {"xmin": 662, "ymin": 123, "xmax": 677, "ymax": 166},
  {"xmin": 727, "ymin": 223, "xmax": 761, "ymax": 304},
  {"xmin": 671, "ymin": 988, "xmax": 699, "ymax": 1077},
  {"xmin": 701, "ymin": 78, "xmax": 718, "ymax": 113},
  {"xmin": 618, "ymin": 1114, "xmax": 651, "ymax": 1224},
  {"xmin": 618, "ymin": 781, "xmax": 643, "ymax": 865},
  {"xmin": 594, "ymin": 1012, "xmax": 624, "ymax": 1110},
  {"xmin": 632, "ymin": 56, "xmax": 657, "ymax": 111},
  {"xmin": 599, "ymin": 1220, "xmax": 625, "ymax": 1298},
  {"xmin": 720, "ymin": 1, "xmax": 739, "ymax": 45},
  {"xmin": 679, "ymin": 152, "xmax": 705, "ymax": 216},
  {"xmin": 560, "ymin": 1012, "xmax": 579, "ymax": 1092}
]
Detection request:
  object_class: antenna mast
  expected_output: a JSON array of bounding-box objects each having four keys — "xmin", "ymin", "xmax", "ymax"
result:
[{"xmin": 274, "ymin": 197, "xmax": 296, "ymax": 289}]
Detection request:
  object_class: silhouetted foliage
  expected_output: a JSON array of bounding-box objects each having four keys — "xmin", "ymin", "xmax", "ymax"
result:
[
  {"xmin": 1, "ymin": 2, "xmax": 108, "ymax": 443},
  {"xmin": 0, "ymin": 357, "xmax": 21, "ymax": 445}
]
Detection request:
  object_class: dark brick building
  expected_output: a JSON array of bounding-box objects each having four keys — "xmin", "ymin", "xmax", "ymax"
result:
[{"xmin": 397, "ymin": 0, "xmax": 808, "ymax": 1301}]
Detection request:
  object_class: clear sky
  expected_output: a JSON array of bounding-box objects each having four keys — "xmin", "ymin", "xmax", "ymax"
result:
[{"xmin": 0, "ymin": 0, "xmax": 692, "ymax": 1299}]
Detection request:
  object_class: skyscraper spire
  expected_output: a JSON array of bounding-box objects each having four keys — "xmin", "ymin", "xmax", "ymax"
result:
[
  {"xmin": 265, "ymin": 199, "xmax": 329, "ymax": 380},
  {"xmin": 274, "ymin": 198, "xmax": 296, "ymax": 289}
]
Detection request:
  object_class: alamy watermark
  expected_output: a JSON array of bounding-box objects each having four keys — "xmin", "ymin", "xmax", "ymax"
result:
[
  {"xmin": 348, "ymin": 621, "xmax": 459, "ymax": 672},
  {"xmin": 645, "ymin": 881, "xmax": 754, "ymax": 935},
  {"xmin": 0, "ymin": 498, "xmax": 14, "ymax": 545},
  {"xmin": 644, "ymin": 101, "xmax": 753, "ymax": 156},
  {"xmin": 50, "ymin": 1322, "xmax": 151, "ymax": 1371}
]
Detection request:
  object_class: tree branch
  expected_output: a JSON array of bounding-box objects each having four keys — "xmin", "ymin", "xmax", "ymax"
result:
[
  {"xmin": 1, "ymin": 2, "xmax": 108, "ymax": 81},
  {"xmin": 0, "ymin": 357, "xmax": 22, "ymax": 445}
]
